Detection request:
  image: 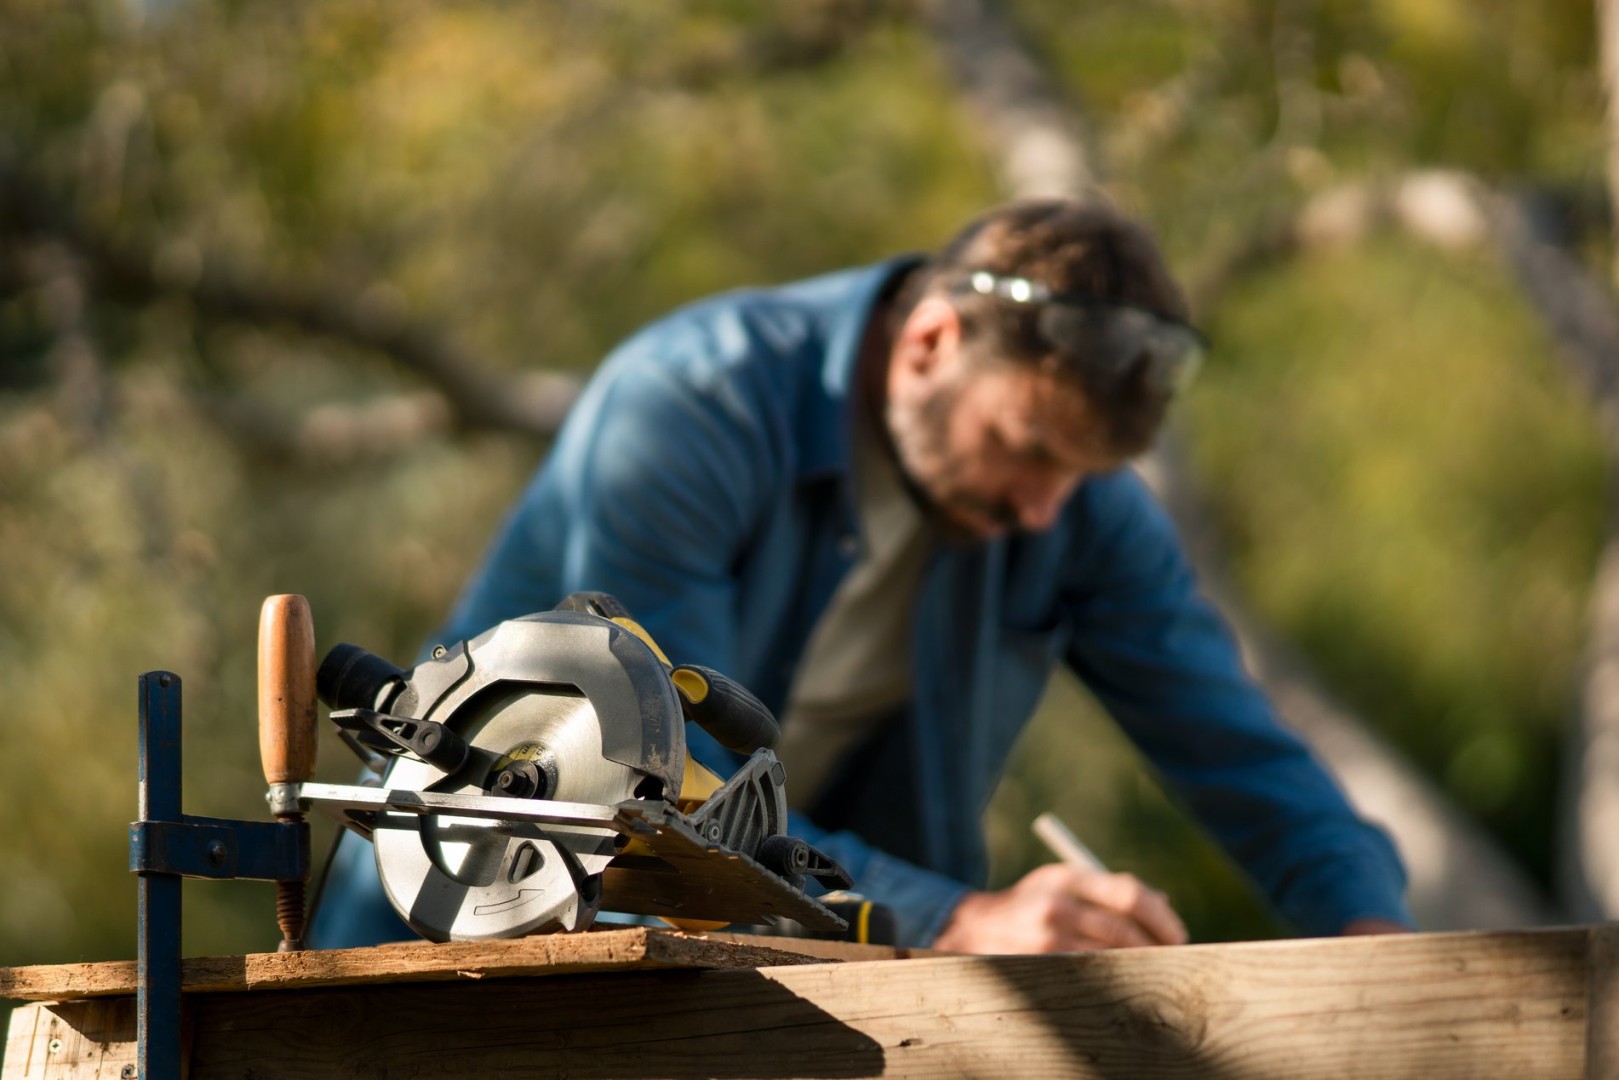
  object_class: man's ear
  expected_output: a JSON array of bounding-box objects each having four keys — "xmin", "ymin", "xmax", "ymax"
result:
[{"xmin": 893, "ymin": 296, "xmax": 961, "ymax": 379}]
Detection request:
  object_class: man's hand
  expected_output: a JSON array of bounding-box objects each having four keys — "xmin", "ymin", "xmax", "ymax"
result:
[
  {"xmin": 1340, "ymin": 918, "xmax": 1410, "ymax": 936},
  {"xmin": 931, "ymin": 863, "xmax": 1189, "ymax": 954}
]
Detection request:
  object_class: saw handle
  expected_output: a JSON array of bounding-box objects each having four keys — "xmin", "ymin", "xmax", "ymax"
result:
[
  {"xmin": 670, "ymin": 664, "xmax": 780, "ymax": 753},
  {"xmin": 316, "ymin": 642, "xmax": 407, "ymax": 713},
  {"xmin": 555, "ymin": 591, "xmax": 781, "ymax": 753},
  {"xmin": 258, "ymin": 594, "xmax": 319, "ymax": 786}
]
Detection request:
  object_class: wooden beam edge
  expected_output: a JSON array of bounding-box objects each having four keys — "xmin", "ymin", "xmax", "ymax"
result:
[
  {"xmin": 0, "ymin": 927, "xmax": 830, "ymax": 1002},
  {"xmin": 3, "ymin": 925, "xmax": 1599, "ymax": 1005},
  {"xmin": 7, "ymin": 925, "xmax": 1603, "ymax": 1080},
  {"xmin": 1589, "ymin": 922, "xmax": 1619, "ymax": 1080},
  {"xmin": 692, "ymin": 931, "xmax": 939, "ymax": 963}
]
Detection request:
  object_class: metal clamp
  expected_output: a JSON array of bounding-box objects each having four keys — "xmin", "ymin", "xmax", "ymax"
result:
[{"xmin": 132, "ymin": 671, "xmax": 312, "ymax": 1080}]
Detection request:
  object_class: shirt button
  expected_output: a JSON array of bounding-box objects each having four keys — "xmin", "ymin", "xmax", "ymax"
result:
[{"xmin": 838, "ymin": 534, "xmax": 859, "ymax": 558}]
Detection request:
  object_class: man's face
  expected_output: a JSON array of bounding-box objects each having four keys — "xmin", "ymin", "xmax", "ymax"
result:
[{"xmin": 887, "ymin": 343, "xmax": 1123, "ymax": 541}]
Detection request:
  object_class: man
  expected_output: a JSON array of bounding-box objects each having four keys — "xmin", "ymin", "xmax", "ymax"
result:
[{"xmin": 311, "ymin": 198, "xmax": 1412, "ymax": 951}]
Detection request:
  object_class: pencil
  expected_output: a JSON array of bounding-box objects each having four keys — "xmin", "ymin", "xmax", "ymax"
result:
[{"xmin": 1031, "ymin": 811, "xmax": 1107, "ymax": 873}]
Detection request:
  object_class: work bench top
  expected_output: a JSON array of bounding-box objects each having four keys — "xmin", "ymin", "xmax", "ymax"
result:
[{"xmin": 4, "ymin": 925, "xmax": 1616, "ymax": 1079}]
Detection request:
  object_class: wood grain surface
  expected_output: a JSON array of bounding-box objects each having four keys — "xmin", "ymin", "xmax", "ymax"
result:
[
  {"xmin": 4, "ymin": 927, "xmax": 1609, "ymax": 1079},
  {"xmin": 1589, "ymin": 922, "xmax": 1619, "ymax": 1080},
  {"xmin": 0, "ymin": 927, "xmax": 828, "ymax": 1002}
]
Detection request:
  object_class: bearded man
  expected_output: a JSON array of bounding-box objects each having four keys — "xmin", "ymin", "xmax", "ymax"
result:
[{"xmin": 311, "ymin": 198, "xmax": 1412, "ymax": 951}]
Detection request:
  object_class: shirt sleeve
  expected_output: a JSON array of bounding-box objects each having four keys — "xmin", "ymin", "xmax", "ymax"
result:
[
  {"xmin": 790, "ymin": 813, "xmax": 975, "ymax": 945},
  {"xmin": 682, "ymin": 722, "xmax": 974, "ymax": 947},
  {"xmin": 1060, "ymin": 471, "xmax": 1414, "ymax": 936}
]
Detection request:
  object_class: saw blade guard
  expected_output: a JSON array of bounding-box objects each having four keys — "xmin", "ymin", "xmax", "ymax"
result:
[
  {"xmin": 327, "ymin": 612, "xmax": 687, "ymax": 941},
  {"xmin": 310, "ymin": 598, "xmax": 851, "ymax": 941}
]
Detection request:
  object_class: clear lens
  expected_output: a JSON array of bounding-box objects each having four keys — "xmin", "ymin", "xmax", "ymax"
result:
[{"xmin": 962, "ymin": 272, "xmax": 1205, "ymax": 395}]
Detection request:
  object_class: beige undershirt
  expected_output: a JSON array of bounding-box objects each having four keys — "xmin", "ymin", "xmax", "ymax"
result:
[{"xmin": 775, "ymin": 414, "xmax": 936, "ymax": 811}]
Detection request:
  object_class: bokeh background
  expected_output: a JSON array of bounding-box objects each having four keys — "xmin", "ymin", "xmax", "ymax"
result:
[{"xmin": 1, "ymin": 0, "xmax": 1613, "ymax": 978}]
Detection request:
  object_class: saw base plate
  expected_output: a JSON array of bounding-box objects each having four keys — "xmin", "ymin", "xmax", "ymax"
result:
[{"xmin": 300, "ymin": 782, "xmax": 847, "ymax": 934}]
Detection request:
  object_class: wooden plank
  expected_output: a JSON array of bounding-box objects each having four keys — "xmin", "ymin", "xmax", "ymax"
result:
[
  {"xmin": 1590, "ymin": 922, "xmax": 1619, "ymax": 1080},
  {"xmin": 2, "ymin": 928, "xmax": 1597, "ymax": 1079},
  {"xmin": 696, "ymin": 931, "xmax": 939, "ymax": 964},
  {"xmin": 3, "ymin": 1000, "xmax": 140, "ymax": 1080},
  {"xmin": 0, "ymin": 927, "xmax": 826, "ymax": 1002}
]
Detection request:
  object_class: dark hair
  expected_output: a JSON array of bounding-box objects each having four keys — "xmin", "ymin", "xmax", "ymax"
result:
[{"xmin": 897, "ymin": 199, "xmax": 1191, "ymax": 456}]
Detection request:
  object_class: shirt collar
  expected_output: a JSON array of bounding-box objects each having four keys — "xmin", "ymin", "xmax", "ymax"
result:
[{"xmin": 795, "ymin": 254, "xmax": 925, "ymax": 479}]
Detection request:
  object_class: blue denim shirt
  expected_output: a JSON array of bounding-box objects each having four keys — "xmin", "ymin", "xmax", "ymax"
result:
[{"xmin": 310, "ymin": 258, "xmax": 1411, "ymax": 949}]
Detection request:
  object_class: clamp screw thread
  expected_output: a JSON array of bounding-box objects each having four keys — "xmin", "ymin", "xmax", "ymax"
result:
[{"xmin": 275, "ymin": 879, "xmax": 306, "ymax": 952}]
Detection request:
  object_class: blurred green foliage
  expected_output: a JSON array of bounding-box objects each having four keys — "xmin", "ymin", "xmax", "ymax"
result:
[
  {"xmin": 1187, "ymin": 238, "xmax": 1606, "ymax": 880},
  {"xmin": 0, "ymin": 0, "xmax": 1608, "ymax": 974}
]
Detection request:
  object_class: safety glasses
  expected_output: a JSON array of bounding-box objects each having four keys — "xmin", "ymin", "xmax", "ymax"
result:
[{"xmin": 958, "ymin": 271, "xmax": 1207, "ymax": 395}]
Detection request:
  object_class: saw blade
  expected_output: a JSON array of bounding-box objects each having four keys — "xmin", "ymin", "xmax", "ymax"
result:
[{"xmin": 374, "ymin": 683, "xmax": 639, "ymax": 941}]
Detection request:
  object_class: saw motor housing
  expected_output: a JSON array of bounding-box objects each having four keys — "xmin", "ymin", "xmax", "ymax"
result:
[{"xmin": 301, "ymin": 597, "xmax": 849, "ymax": 942}]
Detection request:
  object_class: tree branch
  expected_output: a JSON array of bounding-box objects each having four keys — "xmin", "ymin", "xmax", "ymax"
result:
[
  {"xmin": 916, "ymin": 0, "xmax": 1102, "ymax": 200},
  {"xmin": 1599, "ymin": 0, "xmax": 1619, "ymax": 288},
  {"xmin": 0, "ymin": 156, "xmax": 581, "ymax": 442}
]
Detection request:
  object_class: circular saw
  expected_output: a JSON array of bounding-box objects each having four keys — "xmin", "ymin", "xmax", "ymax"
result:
[{"xmin": 294, "ymin": 594, "xmax": 850, "ymax": 942}]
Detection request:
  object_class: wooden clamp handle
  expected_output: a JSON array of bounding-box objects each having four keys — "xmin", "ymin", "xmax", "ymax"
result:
[{"xmin": 258, "ymin": 594, "xmax": 318, "ymax": 787}]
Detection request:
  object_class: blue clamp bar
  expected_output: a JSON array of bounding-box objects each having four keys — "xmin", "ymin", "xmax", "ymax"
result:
[
  {"xmin": 130, "ymin": 816, "xmax": 308, "ymax": 882},
  {"xmin": 131, "ymin": 671, "xmax": 313, "ymax": 1079},
  {"xmin": 136, "ymin": 671, "xmax": 183, "ymax": 1080}
]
